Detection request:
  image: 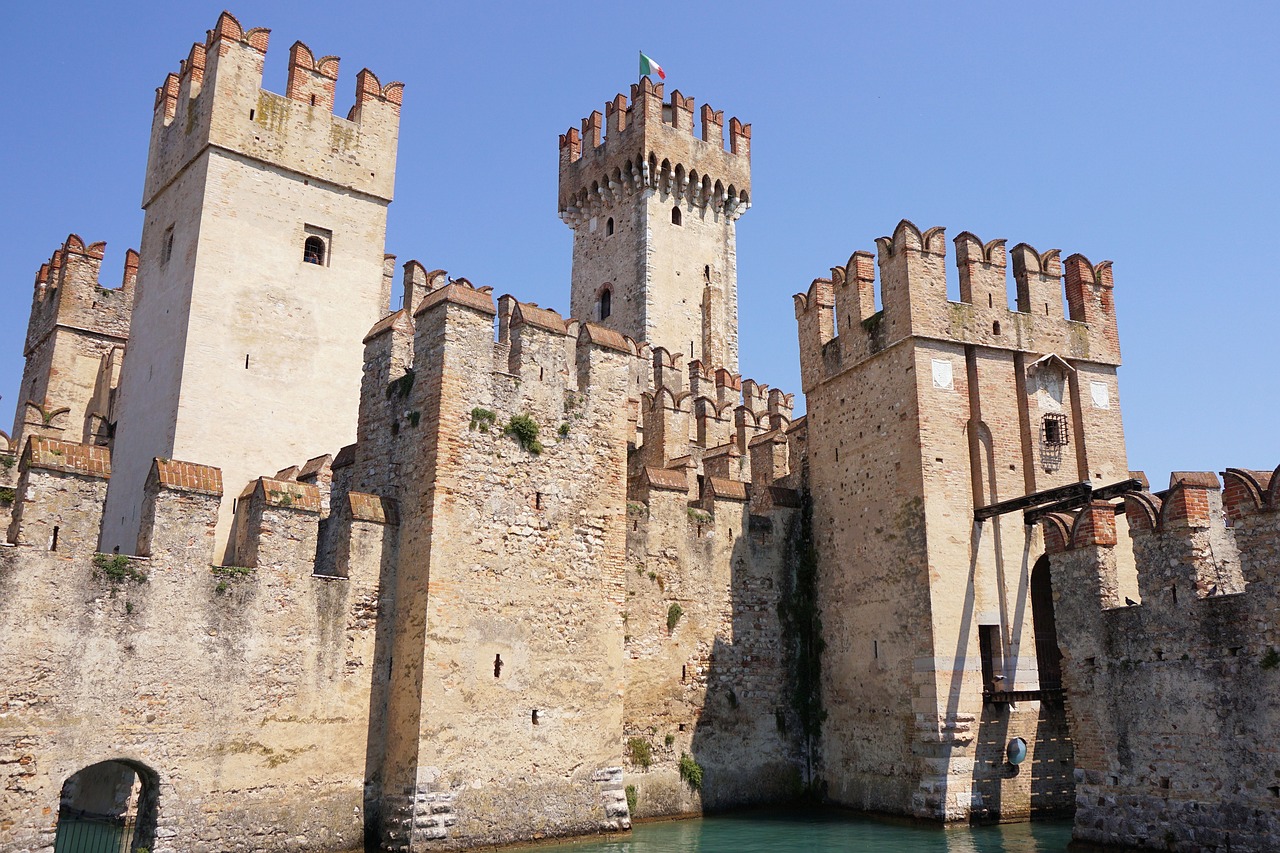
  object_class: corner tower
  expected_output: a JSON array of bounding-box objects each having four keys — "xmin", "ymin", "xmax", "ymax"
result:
[
  {"xmin": 559, "ymin": 78, "xmax": 750, "ymax": 372},
  {"xmin": 101, "ymin": 12, "xmax": 402, "ymax": 561}
]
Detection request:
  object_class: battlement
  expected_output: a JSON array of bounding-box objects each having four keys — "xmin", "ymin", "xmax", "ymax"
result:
[
  {"xmin": 144, "ymin": 10, "xmax": 403, "ymax": 206},
  {"xmin": 1041, "ymin": 469, "xmax": 1280, "ymax": 619},
  {"xmin": 794, "ymin": 219, "xmax": 1120, "ymax": 392},
  {"xmin": 1042, "ymin": 467, "xmax": 1280, "ymax": 851},
  {"xmin": 558, "ymin": 78, "xmax": 750, "ymax": 224},
  {"xmin": 351, "ymin": 267, "xmax": 798, "ymax": 519},
  {"xmin": 24, "ymin": 234, "xmax": 135, "ymax": 359}
]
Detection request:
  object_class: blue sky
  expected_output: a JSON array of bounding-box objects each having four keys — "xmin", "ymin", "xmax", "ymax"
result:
[{"xmin": 2, "ymin": 1, "xmax": 1276, "ymax": 484}]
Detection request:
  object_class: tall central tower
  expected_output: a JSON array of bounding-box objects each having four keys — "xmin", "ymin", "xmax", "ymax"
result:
[{"xmin": 559, "ymin": 78, "xmax": 750, "ymax": 372}]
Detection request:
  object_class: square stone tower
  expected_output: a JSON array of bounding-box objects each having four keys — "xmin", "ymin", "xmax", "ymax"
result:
[
  {"xmin": 100, "ymin": 12, "xmax": 402, "ymax": 561},
  {"xmin": 796, "ymin": 222, "xmax": 1128, "ymax": 822},
  {"xmin": 559, "ymin": 78, "xmax": 750, "ymax": 372}
]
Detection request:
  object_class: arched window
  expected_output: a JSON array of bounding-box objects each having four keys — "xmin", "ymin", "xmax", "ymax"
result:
[
  {"xmin": 600, "ymin": 287, "xmax": 612, "ymax": 320},
  {"xmin": 303, "ymin": 236, "xmax": 326, "ymax": 265},
  {"xmin": 605, "ymin": 217, "xmax": 615, "ymax": 236},
  {"xmin": 671, "ymin": 207, "xmax": 682, "ymax": 226}
]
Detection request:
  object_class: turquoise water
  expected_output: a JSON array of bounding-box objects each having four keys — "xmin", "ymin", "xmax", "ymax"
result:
[{"xmin": 509, "ymin": 812, "xmax": 1074, "ymax": 853}]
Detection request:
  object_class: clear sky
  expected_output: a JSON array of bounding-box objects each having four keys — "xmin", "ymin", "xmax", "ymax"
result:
[{"xmin": 2, "ymin": 1, "xmax": 1276, "ymax": 485}]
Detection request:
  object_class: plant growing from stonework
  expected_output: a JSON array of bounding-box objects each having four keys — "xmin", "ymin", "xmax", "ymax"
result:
[
  {"xmin": 40, "ymin": 405, "xmax": 70, "ymax": 426},
  {"xmin": 664, "ymin": 733, "xmax": 675, "ymax": 747},
  {"xmin": 505, "ymin": 414, "xmax": 543, "ymax": 455},
  {"xmin": 778, "ymin": 492, "xmax": 826, "ymax": 789},
  {"xmin": 469, "ymin": 407, "xmax": 497, "ymax": 432},
  {"xmin": 93, "ymin": 553, "xmax": 147, "ymax": 584},
  {"xmin": 687, "ymin": 508, "xmax": 712, "ymax": 524},
  {"xmin": 624, "ymin": 784, "xmax": 637, "ymax": 815},
  {"xmin": 626, "ymin": 737, "xmax": 652, "ymax": 769},
  {"xmin": 0, "ymin": 486, "xmax": 15, "ymax": 507},
  {"xmin": 386, "ymin": 368, "xmax": 415, "ymax": 399},
  {"xmin": 558, "ymin": 422, "xmax": 570, "ymax": 438},
  {"xmin": 678, "ymin": 753, "xmax": 703, "ymax": 791},
  {"xmin": 212, "ymin": 565, "xmax": 252, "ymax": 596},
  {"xmin": 0, "ymin": 453, "xmax": 14, "ymax": 472},
  {"xmin": 667, "ymin": 602, "xmax": 684, "ymax": 633}
]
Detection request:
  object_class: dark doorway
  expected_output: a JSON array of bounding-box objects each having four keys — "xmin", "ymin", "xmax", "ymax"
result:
[
  {"xmin": 54, "ymin": 760, "xmax": 158, "ymax": 853},
  {"xmin": 1030, "ymin": 555, "xmax": 1063, "ymax": 691}
]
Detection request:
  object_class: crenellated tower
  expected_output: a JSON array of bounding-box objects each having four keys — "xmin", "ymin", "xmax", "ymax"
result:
[
  {"xmin": 12, "ymin": 234, "xmax": 136, "ymax": 452},
  {"xmin": 559, "ymin": 78, "xmax": 751, "ymax": 373},
  {"xmin": 795, "ymin": 219, "xmax": 1127, "ymax": 823},
  {"xmin": 100, "ymin": 11, "xmax": 403, "ymax": 561}
]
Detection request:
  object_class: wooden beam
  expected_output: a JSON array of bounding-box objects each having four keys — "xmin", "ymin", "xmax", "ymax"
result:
[{"xmin": 974, "ymin": 481, "xmax": 1090, "ymax": 521}]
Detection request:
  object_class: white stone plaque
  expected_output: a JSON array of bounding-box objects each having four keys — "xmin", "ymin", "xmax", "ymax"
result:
[
  {"xmin": 931, "ymin": 358, "xmax": 954, "ymax": 390},
  {"xmin": 1091, "ymin": 380, "xmax": 1110, "ymax": 409}
]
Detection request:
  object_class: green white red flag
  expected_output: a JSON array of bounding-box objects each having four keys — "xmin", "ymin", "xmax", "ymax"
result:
[{"xmin": 639, "ymin": 52, "xmax": 665, "ymax": 80}]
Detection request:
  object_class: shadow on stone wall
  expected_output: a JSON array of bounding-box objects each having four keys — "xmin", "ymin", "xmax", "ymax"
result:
[{"xmin": 686, "ymin": 505, "xmax": 810, "ymax": 811}]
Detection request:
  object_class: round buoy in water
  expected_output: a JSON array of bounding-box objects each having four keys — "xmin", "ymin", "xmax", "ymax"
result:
[{"xmin": 1007, "ymin": 737, "xmax": 1028, "ymax": 765}]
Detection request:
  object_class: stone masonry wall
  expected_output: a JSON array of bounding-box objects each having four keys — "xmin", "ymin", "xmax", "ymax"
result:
[
  {"xmin": 0, "ymin": 452, "xmax": 395, "ymax": 853},
  {"xmin": 1046, "ymin": 473, "xmax": 1280, "ymax": 852},
  {"xmin": 373, "ymin": 281, "xmax": 635, "ymax": 851},
  {"xmin": 621, "ymin": 477, "xmax": 801, "ymax": 818}
]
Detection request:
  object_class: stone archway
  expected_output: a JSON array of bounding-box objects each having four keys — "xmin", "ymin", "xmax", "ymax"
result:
[
  {"xmin": 1030, "ymin": 555, "xmax": 1063, "ymax": 691},
  {"xmin": 53, "ymin": 760, "xmax": 158, "ymax": 853}
]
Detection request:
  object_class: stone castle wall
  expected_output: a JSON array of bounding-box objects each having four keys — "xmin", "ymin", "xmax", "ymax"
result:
[
  {"xmin": 1045, "ymin": 472, "xmax": 1280, "ymax": 852},
  {"xmin": 0, "ymin": 444, "xmax": 392, "ymax": 853},
  {"xmin": 0, "ymin": 240, "xmax": 807, "ymax": 853}
]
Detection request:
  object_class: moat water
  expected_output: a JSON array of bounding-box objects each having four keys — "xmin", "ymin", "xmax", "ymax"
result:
[{"xmin": 497, "ymin": 811, "xmax": 1075, "ymax": 853}]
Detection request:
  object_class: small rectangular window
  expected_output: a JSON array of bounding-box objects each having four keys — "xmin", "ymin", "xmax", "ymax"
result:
[
  {"xmin": 162, "ymin": 225, "xmax": 175, "ymax": 265},
  {"xmin": 979, "ymin": 624, "xmax": 1003, "ymax": 693},
  {"xmin": 1042, "ymin": 413, "xmax": 1069, "ymax": 447}
]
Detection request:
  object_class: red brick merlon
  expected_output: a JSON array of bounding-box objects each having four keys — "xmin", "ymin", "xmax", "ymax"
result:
[
  {"xmin": 1123, "ymin": 481, "xmax": 1215, "ymax": 533},
  {"xmin": 151, "ymin": 458, "xmax": 223, "ymax": 497},
  {"xmin": 643, "ymin": 467, "xmax": 689, "ymax": 492},
  {"xmin": 348, "ymin": 492, "xmax": 400, "ymax": 525},
  {"xmin": 414, "ymin": 280, "xmax": 496, "ymax": 318},
  {"xmin": 578, "ymin": 322, "xmax": 634, "ymax": 354},
  {"xmin": 1222, "ymin": 466, "xmax": 1280, "ymax": 520},
  {"xmin": 332, "ymin": 444, "xmax": 357, "ymax": 471},
  {"xmin": 363, "ymin": 308, "xmax": 410, "ymax": 344},
  {"xmin": 22, "ymin": 437, "xmax": 110, "ymax": 479},
  {"xmin": 239, "ymin": 477, "xmax": 321, "ymax": 513},
  {"xmin": 703, "ymin": 477, "xmax": 748, "ymax": 502},
  {"xmin": 510, "ymin": 301, "xmax": 571, "ymax": 335},
  {"xmin": 1040, "ymin": 501, "xmax": 1117, "ymax": 554}
]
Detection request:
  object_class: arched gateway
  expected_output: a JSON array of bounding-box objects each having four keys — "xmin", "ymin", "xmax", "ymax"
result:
[{"xmin": 53, "ymin": 760, "xmax": 158, "ymax": 853}]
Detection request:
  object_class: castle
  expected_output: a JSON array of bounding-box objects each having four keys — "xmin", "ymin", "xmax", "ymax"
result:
[{"xmin": 1, "ymin": 11, "xmax": 1277, "ymax": 853}]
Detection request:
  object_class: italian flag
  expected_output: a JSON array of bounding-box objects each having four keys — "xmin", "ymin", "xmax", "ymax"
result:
[{"xmin": 639, "ymin": 52, "xmax": 665, "ymax": 80}]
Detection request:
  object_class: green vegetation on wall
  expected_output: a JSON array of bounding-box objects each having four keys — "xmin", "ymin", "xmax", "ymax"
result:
[
  {"xmin": 626, "ymin": 737, "xmax": 652, "ymax": 769},
  {"xmin": 505, "ymin": 414, "xmax": 543, "ymax": 455},
  {"xmin": 779, "ymin": 492, "xmax": 826, "ymax": 789},
  {"xmin": 93, "ymin": 553, "xmax": 148, "ymax": 584}
]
